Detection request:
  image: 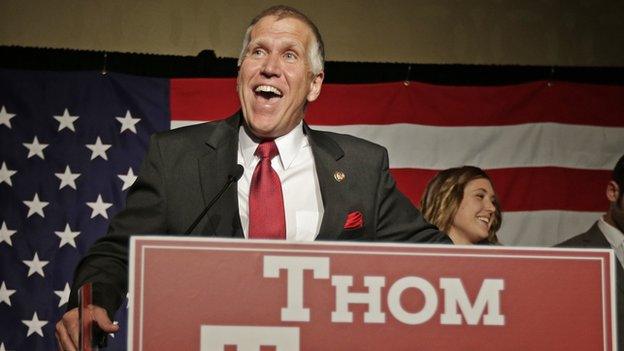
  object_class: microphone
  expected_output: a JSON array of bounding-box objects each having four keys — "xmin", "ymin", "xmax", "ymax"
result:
[{"xmin": 184, "ymin": 164, "xmax": 244, "ymax": 235}]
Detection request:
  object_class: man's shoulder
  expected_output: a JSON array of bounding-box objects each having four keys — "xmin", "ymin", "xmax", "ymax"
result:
[
  {"xmin": 143, "ymin": 115, "xmax": 239, "ymax": 162},
  {"xmin": 154, "ymin": 118, "xmax": 229, "ymax": 141},
  {"xmin": 556, "ymin": 232, "xmax": 592, "ymax": 247},
  {"xmin": 309, "ymin": 127, "xmax": 386, "ymax": 154},
  {"xmin": 556, "ymin": 222, "xmax": 604, "ymax": 248},
  {"xmin": 151, "ymin": 114, "xmax": 239, "ymax": 149}
]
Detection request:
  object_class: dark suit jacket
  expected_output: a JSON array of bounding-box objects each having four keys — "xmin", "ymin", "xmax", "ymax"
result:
[
  {"xmin": 557, "ymin": 222, "xmax": 624, "ymax": 349},
  {"xmin": 68, "ymin": 112, "xmax": 450, "ymax": 315}
]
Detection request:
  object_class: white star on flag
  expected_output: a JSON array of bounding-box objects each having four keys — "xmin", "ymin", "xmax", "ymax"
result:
[
  {"xmin": 21, "ymin": 312, "xmax": 48, "ymax": 337},
  {"xmin": 54, "ymin": 283, "xmax": 71, "ymax": 307},
  {"xmin": 0, "ymin": 106, "xmax": 16, "ymax": 128},
  {"xmin": 85, "ymin": 136, "xmax": 112, "ymax": 160},
  {"xmin": 86, "ymin": 194, "xmax": 113, "ymax": 219},
  {"xmin": 53, "ymin": 108, "xmax": 79, "ymax": 132},
  {"xmin": 55, "ymin": 224, "xmax": 80, "ymax": 248},
  {"xmin": 116, "ymin": 110, "xmax": 141, "ymax": 134},
  {"xmin": 0, "ymin": 221, "xmax": 17, "ymax": 246},
  {"xmin": 118, "ymin": 167, "xmax": 138, "ymax": 191},
  {"xmin": 0, "ymin": 281, "xmax": 16, "ymax": 306},
  {"xmin": 23, "ymin": 193, "xmax": 49, "ymax": 218},
  {"xmin": 55, "ymin": 165, "xmax": 81, "ymax": 190},
  {"xmin": 0, "ymin": 162, "xmax": 17, "ymax": 186},
  {"xmin": 23, "ymin": 252, "xmax": 49, "ymax": 278},
  {"xmin": 22, "ymin": 136, "xmax": 49, "ymax": 160}
]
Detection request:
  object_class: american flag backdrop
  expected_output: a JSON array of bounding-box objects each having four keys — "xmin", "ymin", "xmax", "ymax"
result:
[
  {"xmin": 1, "ymin": 68, "xmax": 624, "ymax": 350},
  {"xmin": 0, "ymin": 69, "xmax": 169, "ymax": 350},
  {"xmin": 171, "ymin": 78, "xmax": 624, "ymax": 246}
]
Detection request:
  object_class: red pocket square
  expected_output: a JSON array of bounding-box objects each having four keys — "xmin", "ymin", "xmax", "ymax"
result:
[{"xmin": 343, "ymin": 211, "xmax": 364, "ymax": 229}]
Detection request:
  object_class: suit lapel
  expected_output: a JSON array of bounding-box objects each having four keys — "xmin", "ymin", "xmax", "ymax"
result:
[
  {"xmin": 306, "ymin": 125, "xmax": 348, "ymax": 240},
  {"xmin": 616, "ymin": 263, "xmax": 624, "ymax": 296},
  {"xmin": 197, "ymin": 113, "xmax": 244, "ymax": 237}
]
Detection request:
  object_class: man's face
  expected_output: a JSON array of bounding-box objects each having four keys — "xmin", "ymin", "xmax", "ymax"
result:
[
  {"xmin": 611, "ymin": 183, "xmax": 624, "ymax": 232},
  {"xmin": 237, "ymin": 15, "xmax": 324, "ymax": 139}
]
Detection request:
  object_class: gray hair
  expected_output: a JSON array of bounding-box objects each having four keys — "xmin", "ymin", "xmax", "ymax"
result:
[{"xmin": 237, "ymin": 5, "xmax": 325, "ymax": 75}]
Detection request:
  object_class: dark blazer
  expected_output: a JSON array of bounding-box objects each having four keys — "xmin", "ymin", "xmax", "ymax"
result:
[
  {"xmin": 557, "ymin": 222, "xmax": 624, "ymax": 349},
  {"xmin": 68, "ymin": 112, "xmax": 449, "ymax": 315}
]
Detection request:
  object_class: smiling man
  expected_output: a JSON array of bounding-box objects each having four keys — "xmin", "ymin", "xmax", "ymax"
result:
[
  {"xmin": 55, "ymin": 5, "xmax": 450, "ymax": 350},
  {"xmin": 237, "ymin": 10, "xmax": 324, "ymax": 139}
]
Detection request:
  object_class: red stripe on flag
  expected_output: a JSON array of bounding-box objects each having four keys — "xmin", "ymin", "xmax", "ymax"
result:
[
  {"xmin": 170, "ymin": 78, "xmax": 240, "ymax": 120},
  {"xmin": 308, "ymin": 81, "xmax": 624, "ymax": 126},
  {"xmin": 392, "ymin": 167, "xmax": 610, "ymax": 212},
  {"xmin": 170, "ymin": 78, "xmax": 624, "ymax": 126}
]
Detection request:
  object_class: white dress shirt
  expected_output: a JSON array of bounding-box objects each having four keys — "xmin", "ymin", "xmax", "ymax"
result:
[
  {"xmin": 598, "ymin": 216, "xmax": 624, "ymax": 270},
  {"xmin": 237, "ymin": 121, "xmax": 324, "ymax": 241}
]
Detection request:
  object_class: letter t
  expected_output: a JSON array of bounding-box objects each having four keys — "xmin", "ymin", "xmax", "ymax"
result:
[{"xmin": 263, "ymin": 256, "xmax": 330, "ymax": 322}]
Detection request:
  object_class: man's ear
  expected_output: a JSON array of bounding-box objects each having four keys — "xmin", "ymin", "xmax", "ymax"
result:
[
  {"xmin": 606, "ymin": 180, "xmax": 620, "ymax": 203},
  {"xmin": 306, "ymin": 71, "xmax": 324, "ymax": 102}
]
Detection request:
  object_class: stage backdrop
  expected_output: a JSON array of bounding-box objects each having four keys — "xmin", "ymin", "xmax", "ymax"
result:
[{"xmin": 0, "ymin": 68, "xmax": 623, "ymax": 350}]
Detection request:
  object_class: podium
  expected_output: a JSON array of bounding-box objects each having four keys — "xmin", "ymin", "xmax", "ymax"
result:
[{"xmin": 125, "ymin": 237, "xmax": 616, "ymax": 350}]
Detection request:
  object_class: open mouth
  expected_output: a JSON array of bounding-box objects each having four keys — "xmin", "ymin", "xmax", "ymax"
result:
[
  {"xmin": 255, "ymin": 85, "xmax": 283, "ymax": 100},
  {"xmin": 477, "ymin": 216, "xmax": 490, "ymax": 226}
]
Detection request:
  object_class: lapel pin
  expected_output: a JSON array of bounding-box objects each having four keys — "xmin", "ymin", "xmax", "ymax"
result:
[{"xmin": 333, "ymin": 171, "xmax": 346, "ymax": 182}]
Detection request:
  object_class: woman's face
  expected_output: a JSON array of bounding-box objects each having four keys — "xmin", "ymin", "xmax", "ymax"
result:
[{"xmin": 449, "ymin": 178, "xmax": 497, "ymax": 244}]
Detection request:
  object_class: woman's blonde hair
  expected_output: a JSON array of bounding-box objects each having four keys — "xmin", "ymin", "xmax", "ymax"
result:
[{"xmin": 419, "ymin": 166, "xmax": 501, "ymax": 244}]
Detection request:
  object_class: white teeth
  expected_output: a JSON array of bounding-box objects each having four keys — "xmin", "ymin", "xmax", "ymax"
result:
[
  {"xmin": 255, "ymin": 85, "xmax": 282, "ymax": 96},
  {"xmin": 477, "ymin": 216, "xmax": 490, "ymax": 224}
]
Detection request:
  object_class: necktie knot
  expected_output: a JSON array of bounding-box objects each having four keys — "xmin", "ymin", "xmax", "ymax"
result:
[{"xmin": 255, "ymin": 140, "xmax": 279, "ymax": 160}]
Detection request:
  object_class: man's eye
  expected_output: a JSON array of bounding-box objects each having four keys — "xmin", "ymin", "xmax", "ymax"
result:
[
  {"xmin": 284, "ymin": 52, "xmax": 297, "ymax": 60},
  {"xmin": 251, "ymin": 49, "xmax": 264, "ymax": 56}
]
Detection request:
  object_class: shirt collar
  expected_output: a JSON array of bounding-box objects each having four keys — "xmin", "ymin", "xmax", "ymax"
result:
[
  {"xmin": 598, "ymin": 215, "xmax": 624, "ymax": 249},
  {"xmin": 238, "ymin": 121, "xmax": 308, "ymax": 171}
]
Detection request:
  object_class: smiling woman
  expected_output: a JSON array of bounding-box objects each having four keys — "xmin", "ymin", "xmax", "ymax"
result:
[{"xmin": 419, "ymin": 166, "xmax": 502, "ymax": 245}]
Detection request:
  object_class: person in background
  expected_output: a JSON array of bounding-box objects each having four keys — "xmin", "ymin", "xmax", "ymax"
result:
[
  {"xmin": 556, "ymin": 153, "xmax": 624, "ymax": 350},
  {"xmin": 419, "ymin": 165, "xmax": 502, "ymax": 244}
]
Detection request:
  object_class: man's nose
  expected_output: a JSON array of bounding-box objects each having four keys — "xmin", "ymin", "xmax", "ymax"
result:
[{"xmin": 261, "ymin": 53, "xmax": 281, "ymax": 77}]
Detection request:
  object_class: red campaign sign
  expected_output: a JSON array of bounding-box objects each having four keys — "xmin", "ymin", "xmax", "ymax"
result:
[{"xmin": 128, "ymin": 237, "xmax": 616, "ymax": 351}]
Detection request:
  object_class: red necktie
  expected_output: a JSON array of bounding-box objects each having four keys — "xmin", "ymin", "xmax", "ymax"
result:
[{"xmin": 248, "ymin": 140, "xmax": 286, "ymax": 239}]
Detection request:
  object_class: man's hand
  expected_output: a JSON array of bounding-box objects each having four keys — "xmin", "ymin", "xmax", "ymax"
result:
[{"xmin": 55, "ymin": 305, "xmax": 119, "ymax": 351}]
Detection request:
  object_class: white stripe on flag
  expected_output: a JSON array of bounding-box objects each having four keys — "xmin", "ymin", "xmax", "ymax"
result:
[
  {"xmin": 171, "ymin": 120, "xmax": 205, "ymax": 129},
  {"xmin": 171, "ymin": 120, "xmax": 624, "ymax": 170},
  {"xmin": 498, "ymin": 210, "xmax": 600, "ymax": 247},
  {"xmin": 313, "ymin": 123, "xmax": 624, "ymax": 170}
]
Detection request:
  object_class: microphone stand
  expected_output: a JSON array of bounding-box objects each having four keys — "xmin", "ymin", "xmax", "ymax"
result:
[{"xmin": 184, "ymin": 165, "xmax": 244, "ymax": 234}]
